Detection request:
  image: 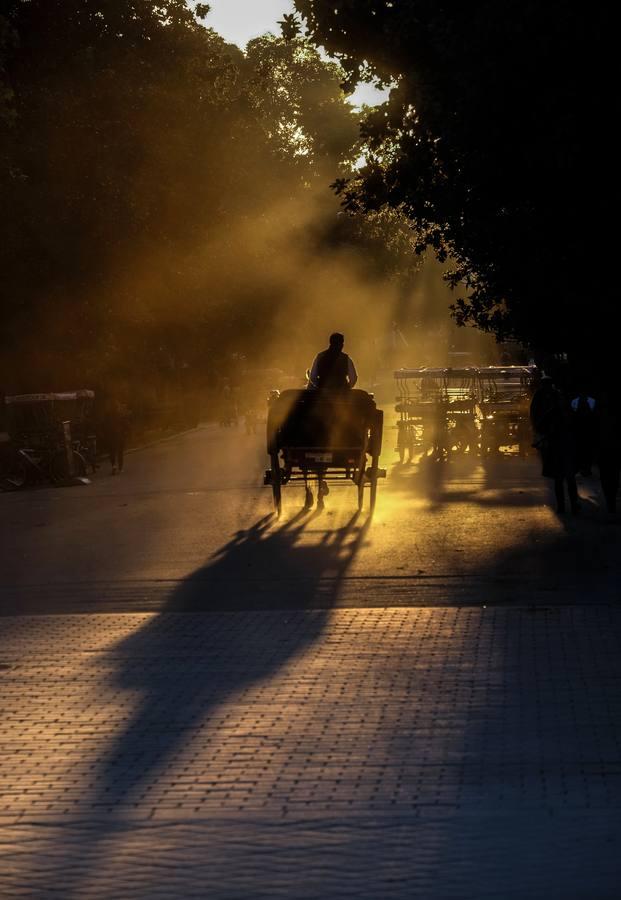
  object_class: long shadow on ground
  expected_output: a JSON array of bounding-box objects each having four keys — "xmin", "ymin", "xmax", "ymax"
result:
[
  {"xmin": 49, "ymin": 508, "xmax": 370, "ymax": 894},
  {"xmin": 47, "ymin": 508, "xmax": 370, "ymax": 895},
  {"xmin": 59, "ymin": 508, "xmax": 621, "ymax": 899}
]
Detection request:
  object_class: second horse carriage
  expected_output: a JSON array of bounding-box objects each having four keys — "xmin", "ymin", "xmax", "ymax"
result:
[
  {"xmin": 394, "ymin": 365, "xmax": 536, "ymax": 459},
  {"xmin": 265, "ymin": 388, "xmax": 385, "ymax": 515},
  {"xmin": 477, "ymin": 366, "xmax": 535, "ymax": 456},
  {"xmin": 394, "ymin": 367, "xmax": 479, "ymax": 460}
]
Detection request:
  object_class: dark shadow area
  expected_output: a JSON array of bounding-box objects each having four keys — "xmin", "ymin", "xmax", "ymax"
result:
[
  {"xmin": 382, "ymin": 451, "xmax": 620, "ymax": 606},
  {"xmin": 363, "ymin": 600, "xmax": 621, "ymax": 898},
  {"xmin": 45, "ymin": 508, "xmax": 369, "ymax": 895},
  {"xmin": 44, "ymin": 508, "xmax": 371, "ymax": 898},
  {"xmin": 388, "ymin": 450, "xmax": 605, "ymax": 515},
  {"xmin": 388, "ymin": 452, "xmax": 542, "ymax": 513},
  {"xmin": 153, "ymin": 506, "xmax": 372, "ymax": 611},
  {"xmin": 468, "ymin": 510, "xmax": 619, "ymax": 602}
]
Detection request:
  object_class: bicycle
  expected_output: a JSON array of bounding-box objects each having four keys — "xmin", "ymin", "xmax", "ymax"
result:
[{"xmin": 1, "ymin": 440, "xmax": 87, "ymax": 491}]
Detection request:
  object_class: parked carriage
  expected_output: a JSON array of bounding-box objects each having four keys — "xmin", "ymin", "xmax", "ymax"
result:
[
  {"xmin": 393, "ymin": 365, "xmax": 536, "ymax": 460},
  {"xmin": 477, "ymin": 366, "xmax": 536, "ymax": 455},
  {"xmin": 394, "ymin": 367, "xmax": 479, "ymax": 459},
  {"xmin": 1, "ymin": 391, "xmax": 95, "ymax": 489}
]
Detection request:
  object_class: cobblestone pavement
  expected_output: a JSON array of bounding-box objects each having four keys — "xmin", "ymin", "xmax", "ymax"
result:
[{"xmin": 1, "ymin": 607, "xmax": 620, "ymax": 898}]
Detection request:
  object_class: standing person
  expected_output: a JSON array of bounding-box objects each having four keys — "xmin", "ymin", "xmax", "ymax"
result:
[
  {"xmin": 106, "ymin": 398, "xmax": 131, "ymax": 475},
  {"xmin": 597, "ymin": 393, "xmax": 621, "ymax": 513},
  {"xmin": 530, "ymin": 376, "xmax": 579, "ymax": 514},
  {"xmin": 308, "ymin": 333, "xmax": 358, "ymax": 391},
  {"xmin": 570, "ymin": 388, "xmax": 597, "ymax": 476},
  {"xmin": 244, "ymin": 406, "xmax": 258, "ymax": 435},
  {"xmin": 396, "ymin": 420, "xmax": 414, "ymax": 463},
  {"xmin": 218, "ymin": 379, "xmax": 238, "ymax": 427}
]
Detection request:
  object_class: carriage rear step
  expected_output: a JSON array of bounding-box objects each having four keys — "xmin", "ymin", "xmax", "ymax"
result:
[{"xmin": 264, "ymin": 468, "xmax": 386, "ymax": 485}]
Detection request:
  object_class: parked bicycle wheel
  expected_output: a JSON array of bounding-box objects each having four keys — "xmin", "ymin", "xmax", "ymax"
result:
[
  {"xmin": 1, "ymin": 453, "xmax": 28, "ymax": 490},
  {"xmin": 50, "ymin": 448, "xmax": 87, "ymax": 483}
]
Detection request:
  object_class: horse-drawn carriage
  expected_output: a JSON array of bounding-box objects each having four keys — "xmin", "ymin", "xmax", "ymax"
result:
[
  {"xmin": 393, "ymin": 365, "xmax": 536, "ymax": 459},
  {"xmin": 264, "ymin": 389, "xmax": 385, "ymax": 515},
  {"xmin": 477, "ymin": 366, "xmax": 535, "ymax": 456},
  {"xmin": 1, "ymin": 391, "xmax": 95, "ymax": 489},
  {"xmin": 394, "ymin": 367, "xmax": 479, "ymax": 459}
]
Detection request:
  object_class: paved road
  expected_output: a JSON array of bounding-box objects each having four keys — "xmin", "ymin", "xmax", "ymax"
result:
[
  {"xmin": 0, "ymin": 422, "xmax": 618, "ymax": 613},
  {"xmin": 1, "ymin": 423, "xmax": 620, "ymax": 898}
]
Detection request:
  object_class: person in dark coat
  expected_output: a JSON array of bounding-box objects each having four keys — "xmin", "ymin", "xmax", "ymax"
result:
[
  {"xmin": 308, "ymin": 333, "xmax": 358, "ymax": 391},
  {"xmin": 597, "ymin": 393, "xmax": 621, "ymax": 513},
  {"xmin": 104, "ymin": 398, "xmax": 131, "ymax": 475},
  {"xmin": 570, "ymin": 389, "xmax": 597, "ymax": 476},
  {"xmin": 530, "ymin": 377, "xmax": 579, "ymax": 514},
  {"xmin": 305, "ymin": 333, "xmax": 358, "ymax": 505}
]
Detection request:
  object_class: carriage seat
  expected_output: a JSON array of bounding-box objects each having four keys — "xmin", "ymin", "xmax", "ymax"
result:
[{"xmin": 268, "ymin": 389, "xmax": 376, "ymax": 452}]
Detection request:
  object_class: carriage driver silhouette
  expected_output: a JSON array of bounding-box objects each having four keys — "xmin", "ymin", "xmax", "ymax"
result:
[
  {"xmin": 308, "ymin": 332, "xmax": 358, "ymax": 391},
  {"xmin": 306, "ymin": 333, "xmax": 359, "ymax": 506}
]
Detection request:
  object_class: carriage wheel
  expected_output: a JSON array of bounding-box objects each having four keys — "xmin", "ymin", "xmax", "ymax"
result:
[
  {"xmin": 368, "ymin": 410, "xmax": 383, "ymax": 514},
  {"xmin": 357, "ymin": 473, "xmax": 365, "ymax": 511},
  {"xmin": 72, "ymin": 450, "xmax": 87, "ymax": 477},
  {"xmin": 270, "ymin": 451, "xmax": 282, "ymax": 517},
  {"xmin": 356, "ymin": 454, "xmax": 366, "ymax": 511},
  {"xmin": 369, "ymin": 462, "xmax": 379, "ymax": 513},
  {"xmin": 355, "ymin": 440, "xmax": 368, "ymax": 511},
  {"xmin": 316, "ymin": 472, "xmax": 326, "ymax": 511},
  {"xmin": 370, "ymin": 409, "xmax": 384, "ymax": 458}
]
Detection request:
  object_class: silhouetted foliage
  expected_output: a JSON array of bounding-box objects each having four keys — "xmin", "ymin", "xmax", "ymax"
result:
[
  {"xmin": 1, "ymin": 0, "xmax": 417, "ymax": 396},
  {"xmin": 3, "ymin": 0, "xmax": 478, "ymax": 408},
  {"xmin": 279, "ymin": 13, "xmax": 303, "ymax": 43},
  {"xmin": 296, "ymin": 1, "xmax": 613, "ymax": 363},
  {"xmin": 1, "ymin": 1, "xmax": 242, "ymax": 379}
]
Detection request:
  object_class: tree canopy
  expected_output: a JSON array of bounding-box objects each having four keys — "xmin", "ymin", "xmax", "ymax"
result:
[
  {"xmin": 296, "ymin": 1, "xmax": 613, "ymax": 365},
  {"xmin": 4, "ymin": 0, "xmax": 531, "ymax": 402},
  {"xmin": 1, "ymin": 0, "xmax": 421, "ymax": 394}
]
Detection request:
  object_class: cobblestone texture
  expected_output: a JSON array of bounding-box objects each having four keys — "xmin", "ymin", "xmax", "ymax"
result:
[{"xmin": 1, "ymin": 608, "xmax": 620, "ymax": 897}]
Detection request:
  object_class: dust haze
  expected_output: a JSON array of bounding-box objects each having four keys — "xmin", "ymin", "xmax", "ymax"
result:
[{"xmin": 0, "ymin": 3, "xmax": 500, "ymax": 415}]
